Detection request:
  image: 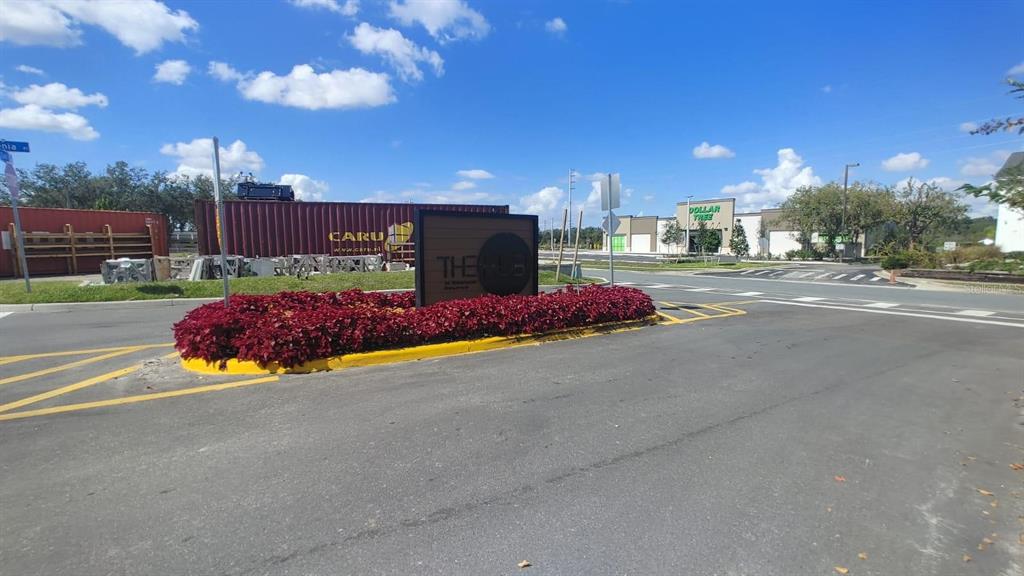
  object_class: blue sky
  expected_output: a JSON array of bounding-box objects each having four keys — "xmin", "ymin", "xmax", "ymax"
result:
[{"xmin": 1, "ymin": 0, "xmax": 1022, "ymax": 224}]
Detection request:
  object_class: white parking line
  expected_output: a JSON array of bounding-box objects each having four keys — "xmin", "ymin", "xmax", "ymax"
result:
[
  {"xmin": 755, "ymin": 270, "xmax": 771, "ymax": 275},
  {"xmin": 648, "ymin": 284, "xmax": 674, "ymax": 289},
  {"xmin": 0, "ymin": 312, "xmax": 11, "ymax": 321},
  {"xmin": 793, "ymin": 296, "xmax": 825, "ymax": 302},
  {"xmin": 761, "ymin": 299, "xmax": 1024, "ymax": 328},
  {"xmin": 851, "ymin": 274, "xmax": 865, "ymax": 281},
  {"xmin": 735, "ymin": 291, "xmax": 763, "ymax": 296},
  {"xmin": 618, "ymin": 281, "xmax": 636, "ymax": 285},
  {"xmin": 740, "ymin": 270, "xmax": 754, "ymax": 275},
  {"xmin": 956, "ymin": 309, "xmax": 995, "ymax": 317},
  {"xmin": 686, "ymin": 288, "xmax": 713, "ymax": 292},
  {"xmin": 870, "ymin": 277, "xmax": 882, "ymax": 282},
  {"xmin": 864, "ymin": 302, "xmax": 899, "ymax": 308},
  {"xmin": 833, "ymin": 274, "xmax": 847, "ymax": 280}
]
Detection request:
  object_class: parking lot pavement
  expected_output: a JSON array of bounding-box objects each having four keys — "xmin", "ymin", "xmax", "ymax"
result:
[{"xmin": 1, "ymin": 279, "xmax": 1022, "ymax": 575}]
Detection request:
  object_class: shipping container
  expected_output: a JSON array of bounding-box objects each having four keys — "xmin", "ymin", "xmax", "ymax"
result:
[
  {"xmin": 1, "ymin": 207, "xmax": 168, "ymax": 278},
  {"xmin": 195, "ymin": 200, "xmax": 509, "ymax": 262}
]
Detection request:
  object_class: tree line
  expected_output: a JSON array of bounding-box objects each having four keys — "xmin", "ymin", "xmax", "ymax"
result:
[
  {"xmin": 779, "ymin": 179, "xmax": 969, "ymax": 255},
  {"xmin": 0, "ymin": 161, "xmax": 239, "ymax": 231}
]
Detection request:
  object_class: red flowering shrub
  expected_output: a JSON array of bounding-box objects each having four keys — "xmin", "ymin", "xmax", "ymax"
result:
[{"xmin": 174, "ymin": 286, "xmax": 654, "ymax": 367}]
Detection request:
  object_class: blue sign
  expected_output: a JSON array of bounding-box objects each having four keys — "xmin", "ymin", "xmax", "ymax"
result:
[{"xmin": 0, "ymin": 140, "xmax": 30, "ymax": 153}]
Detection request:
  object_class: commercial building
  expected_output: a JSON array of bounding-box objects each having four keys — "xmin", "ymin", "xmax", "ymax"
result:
[
  {"xmin": 605, "ymin": 197, "xmax": 874, "ymax": 258},
  {"xmin": 993, "ymin": 152, "xmax": 1024, "ymax": 253}
]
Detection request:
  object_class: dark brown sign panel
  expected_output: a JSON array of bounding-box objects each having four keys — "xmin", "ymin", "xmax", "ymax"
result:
[{"xmin": 415, "ymin": 211, "xmax": 538, "ymax": 306}]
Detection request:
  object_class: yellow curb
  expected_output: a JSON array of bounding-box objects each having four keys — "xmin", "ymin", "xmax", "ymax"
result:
[{"xmin": 180, "ymin": 316, "xmax": 659, "ymax": 375}]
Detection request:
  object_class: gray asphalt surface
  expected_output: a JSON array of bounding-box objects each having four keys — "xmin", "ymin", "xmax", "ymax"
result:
[{"xmin": 1, "ymin": 272, "xmax": 1022, "ymax": 576}]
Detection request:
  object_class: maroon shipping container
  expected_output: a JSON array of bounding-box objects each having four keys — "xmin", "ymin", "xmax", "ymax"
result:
[
  {"xmin": 1, "ymin": 207, "xmax": 168, "ymax": 278},
  {"xmin": 195, "ymin": 200, "xmax": 509, "ymax": 261}
]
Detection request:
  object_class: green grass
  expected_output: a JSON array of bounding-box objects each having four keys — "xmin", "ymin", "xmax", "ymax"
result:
[
  {"xmin": 0, "ymin": 270, "xmax": 592, "ymax": 304},
  {"xmin": 577, "ymin": 260, "xmax": 779, "ymax": 272}
]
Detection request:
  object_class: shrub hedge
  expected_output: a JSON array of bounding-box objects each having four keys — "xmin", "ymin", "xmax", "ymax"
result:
[{"xmin": 174, "ymin": 286, "xmax": 655, "ymax": 367}]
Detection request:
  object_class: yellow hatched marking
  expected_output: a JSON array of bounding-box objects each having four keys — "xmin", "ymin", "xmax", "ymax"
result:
[
  {"xmin": 0, "ymin": 376, "xmax": 280, "ymax": 422},
  {"xmin": 0, "ymin": 347, "xmax": 152, "ymax": 387},
  {"xmin": 0, "ymin": 343, "xmax": 174, "ymax": 366},
  {"xmin": 659, "ymin": 301, "xmax": 711, "ymax": 318}
]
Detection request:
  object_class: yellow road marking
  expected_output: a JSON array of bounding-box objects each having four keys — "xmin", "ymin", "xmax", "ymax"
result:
[
  {"xmin": 0, "ymin": 376, "xmax": 280, "ymax": 422},
  {"xmin": 0, "ymin": 365, "xmax": 140, "ymax": 413},
  {"xmin": 0, "ymin": 347, "xmax": 157, "ymax": 387},
  {"xmin": 0, "ymin": 343, "xmax": 174, "ymax": 366},
  {"xmin": 656, "ymin": 311, "xmax": 688, "ymax": 324},
  {"xmin": 659, "ymin": 301, "xmax": 711, "ymax": 318}
]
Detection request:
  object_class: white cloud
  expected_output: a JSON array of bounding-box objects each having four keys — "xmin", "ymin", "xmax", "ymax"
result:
[
  {"xmin": 211, "ymin": 63, "xmax": 395, "ymax": 110},
  {"xmin": 456, "ymin": 168, "xmax": 494, "ymax": 179},
  {"xmin": 1008, "ymin": 61, "xmax": 1024, "ymax": 76},
  {"xmin": 721, "ymin": 148, "xmax": 821, "ymax": 212},
  {"xmin": 545, "ymin": 17, "xmax": 567, "ymax": 35},
  {"xmin": 348, "ymin": 22, "xmax": 443, "ymax": 83},
  {"xmin": 153, "ymin": 59, "xmax": 191, "ymax": 85},
  {"xmin": 360, "ymin": 187, "xmax": 499, "ymax": 204},
  {"xmin": 895, "ymin": 176, "xmax": 997, "ymax": 218},
  {"xmin": 160, "ymin": 138, "xmax": 265, "ymax": 177},
  {"xmin": 0, "ymin": 0, "xmax": 198, "ymax": 54},
  {"xmin": 11, "ymin": 82, "xmax": 108, "ymax": 109},
  {"xmin": 0, "ymin": 104, "xmax": 98, "ymax": 140},
  {"xmin": 881, "ymin": 151, "xmax": 929, "ymax": 172},
  {"xmin": 388, "ymin": 0, "xmax": 490, "ymax": 43},
  {"xmin": 959, "ymin": 121, "xmax": 978, "ymax": 133},
  {"xmin": 279, "ymin": 173, "xmax": 329, "ymax": 201},
  {"xmin": 15, "ymin": 64, "xmax": 45, "ymax": 76},
  {"xmin": 290, "ymin": 0, "xmax": 359, "ymax": 16},
  {"xmin": 451, "ymin": 180, "xmax": 476, "ymax": 191},
  {"xmin": 821, "ymin": 84, "xmax": 832, "ymax": 93},
  {"xmin": 518, "ymin": 185, "xmax": 564, "ymax": 216},
  {"xmin": 208, "ymin": 61, "xmax": 244, "ymax": 82},
  {"xmin": 692, "ymin": 141, "xmax": 735, "ymax": 159},
  {"xmin": 643, "ymin": 194, "xmax": 655, "ymax": 202},
  {"xmin": 960, "ymin": 150, "xmax": 1011, "ymax": 177}
]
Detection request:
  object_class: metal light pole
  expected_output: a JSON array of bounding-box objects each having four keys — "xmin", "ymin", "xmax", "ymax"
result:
[
  {"xmin": 567, "ymin": 168, "xmax": 574, "ymax": 247},
  {"xmin": 840, "ymin": 163, "xmax": 859, "ymax": 263},
  {"xmin": 685, "ymin": 195, "xmax": 693, "ymax": 255},
  {"xmin": 212, "ymin": 137, "xmax": 230, "ymax": 307}
]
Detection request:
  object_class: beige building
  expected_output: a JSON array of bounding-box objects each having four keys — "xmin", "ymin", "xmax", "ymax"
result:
[{"xmin": 676, "ymin": 198, "xmax": 735, "ymax": 254}]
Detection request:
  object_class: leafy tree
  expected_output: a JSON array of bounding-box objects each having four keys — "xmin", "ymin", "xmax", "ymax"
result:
[
  {"xmin": 958, "ymin": 162, "xmax": 1024, "ymax": 212},
  {"xmin": 660, "ymin": 219, "xmax": 685, "ymax": 254},
  {"xmin": 969, "ymin": 78, "xmax": 1024, "ymax": 135},
  {"xmin": 892, "ymin": 179, "xmax": 968, "ymax": 249},
  {"xmin": 729, "ymin": 219, "xmax": 750, "ymax": 257},
  {"xmin": 695, "ymin": 220, "xmax": 721, "ymax": 254}
]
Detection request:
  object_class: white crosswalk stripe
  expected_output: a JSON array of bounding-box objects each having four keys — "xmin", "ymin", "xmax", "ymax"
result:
[
  {"xmin": 851, "ymin": 274, "xmax": 865, "ymax": 281},
  {"xmin": 755, "ymin": 270, "xmax": 771, "ymax": 275},
  {"xmin": 793, "ymin": 296, "xmax": 825, "ymax": 302},
  {"xmin": 618, "ymin": 281, "xmax": 636, "ymax": 285},
  {"xmin": 735, "ymin": 291, "xmax": 763, "ymax": 296},
  {"xmin": 870, "ymin": 277, "xmax": 882, "ymax": 282},
  {"xmin": 833, "ymin": 274, "xmax": 847, "ymax": 280},
  {"xmin": 740, "ymin": 270, "xmax": 754, "ymax": 275},
  {"xmin": 815, "ymin": 273, "xmax": 832, "ymax": 279},
  {"xmin": 864, "ymin": 302, "xmax": 899, "ymax": 308},
  {"xmin": 955, "ymin": 309, "xmax": 995, "ymax": 317}
]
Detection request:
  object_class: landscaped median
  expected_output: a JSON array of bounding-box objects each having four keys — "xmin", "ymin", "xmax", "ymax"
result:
[{"xmin": 175, "ymin": 286, "xmax": 657, "ymax": 374}]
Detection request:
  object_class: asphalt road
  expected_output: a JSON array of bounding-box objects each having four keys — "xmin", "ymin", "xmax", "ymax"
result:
[{"xmin": 1, "ymin": 273, "xmax": 1022, "ymax": 576}]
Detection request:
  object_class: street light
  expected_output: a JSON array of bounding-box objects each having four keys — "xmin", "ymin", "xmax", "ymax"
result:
[
  {"xmin": 685, "ymin": 195, "xmax": 693, "ymax": 255},
  {"xmin": 840, "ymin": 163, "xmax": 859, "ymax": 263}
]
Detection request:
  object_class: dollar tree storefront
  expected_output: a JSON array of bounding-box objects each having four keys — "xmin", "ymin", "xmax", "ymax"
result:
[{"xmin": 676, "ymin": 198, "xmax": 736, "ymax": 254}]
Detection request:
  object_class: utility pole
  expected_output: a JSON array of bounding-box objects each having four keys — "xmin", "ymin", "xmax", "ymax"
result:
[
  {"xmin": 841, "ymin": 162, "xmax": 859, "ymax": 263},
  {"xmin": 212, "ymin": 137, "xmax": 230, "ymax": 307},
  {"xmin": 568, "ymin": 168, "xmax": 575, "ymax": 247},
  {"xmin": 685, "ymin": 195, "xmax": 693, "ymax": 255}
]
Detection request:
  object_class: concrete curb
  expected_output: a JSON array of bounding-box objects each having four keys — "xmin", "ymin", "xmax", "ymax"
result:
[
  {"xmin": 180, "ymin": 315, "xmax": 659, "ymax": 375},
  {"xmin": 0, "ymin": 284, "xmax": 598, "ymax": 314}
]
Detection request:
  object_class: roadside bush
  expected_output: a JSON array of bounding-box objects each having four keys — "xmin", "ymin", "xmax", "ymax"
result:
[
  {"xmin": 942, "ymin": 244, "xmax": 1003, "ymax": 266},
  {"xmin": 784, "ymin": 248, "xmax": 822, "ymax": 261},
  {"xmin": 880, "ymin": 254, "xmax": 910, "ymax": 270},
  {"xmin": 174, "ymin": 286, "xmax": 655, "ymax": 367}
]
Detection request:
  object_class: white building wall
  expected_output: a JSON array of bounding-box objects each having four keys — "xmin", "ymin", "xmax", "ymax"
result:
[
  {"xmin": 995, "ymin": 203, "xmax": 1024, "ymax": 252},
  {"xmin": 734, "ymin": 214, "xmax": 761, "ymax": 256},
  {"xmin": 630, "ymin": 234, "xmax": 653, "ymax": 253},
  {"xmin": 768, "ymin": 230, "xmax": 801, "ymax": 257}
]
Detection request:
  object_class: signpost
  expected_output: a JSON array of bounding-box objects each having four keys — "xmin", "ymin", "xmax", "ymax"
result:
[
  {"xmin": 600, "ymin": 173, "xmax": 621, "ymax": 286},
  {"xmin": 211, "ymin": 137, "xmax": 230, "ymax": 307},
  {"xmin": 1, "ymin": 140, "xmax": 32, "ymax": 292},
  {"xmin": 415, "ymin": 211, "xmax": 538, "ymax": 306}
]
